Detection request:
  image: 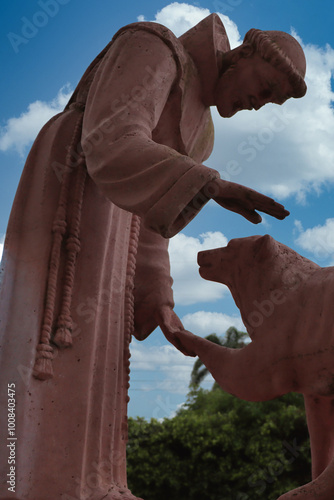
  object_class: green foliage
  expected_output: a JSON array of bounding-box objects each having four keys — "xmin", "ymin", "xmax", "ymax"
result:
[
  {"xmin": 127, "ymin": 389, "xmax": 311, "ymax": 500},
  {"xmin": 127, "ymin": 327, "xmax": 311, "ymax": 499}
]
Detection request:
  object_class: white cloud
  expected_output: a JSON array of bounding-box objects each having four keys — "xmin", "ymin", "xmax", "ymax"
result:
[
  {"xmin": 209, "ymin": 33, "xmax": 334, "ymax": 203},
  {"xmin": 182, "ymin": 311, "xmax": 245, "ymax": 336},
  {"xmin": 130, "ymin": 341, "xmax": 187, "ymax": 371},
  {"xmin": 138, "ymin": 2, "xmax": 241, "ymax": 47},
  {"xmin": 0, "ymin": 85, "xmax": 73, "ymax": 155},
  {"xmin": 129, "ymin": 309, "xmax": 245, "ymax": 398},
  {"xmin": 169, "ymin": 231, "xmax": 228, "ymax": 305},
  {"xmin": 130, "ymin": 339, "xmax": 197, "ymax": 395},
  {"xmin": 129, "ymin": 312, "xmax": 247, "ymax": 406},
  {"xmin": 294, "ymin": 218, "xmax": 334, "ymax": 260},
  {"xmin": 3, "ymin": 2, "xmax": 333, "ymax": 208},
  {"xmin": 138, "ymin": 3, "xmax": 334, "ymax": 203},
  {"xmin": 0, "ymin": 234, "xmax": 4, "ymax": 263}
]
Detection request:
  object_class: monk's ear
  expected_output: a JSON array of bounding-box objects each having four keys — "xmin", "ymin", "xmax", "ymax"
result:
[
  {"xmin": 255, "ymin": 234, "xmax": 277, "ymax": 262},
  {"xmin": 239, "ymin": 43, "xmax": 254, "ymax": 59},
  {"xmin": 221, "ymin": 43, "xmax": 254, "ymax": 71}
]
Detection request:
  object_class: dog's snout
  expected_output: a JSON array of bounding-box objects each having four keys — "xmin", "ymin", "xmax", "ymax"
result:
[{"xmin": 197, "ymin": 250, "xmax": 212, "ymax": 267}]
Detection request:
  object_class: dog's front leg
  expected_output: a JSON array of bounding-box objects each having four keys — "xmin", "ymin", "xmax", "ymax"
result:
[{"xmin": 168, "ymin": 330, "xmax": 279, "ymax": 401}]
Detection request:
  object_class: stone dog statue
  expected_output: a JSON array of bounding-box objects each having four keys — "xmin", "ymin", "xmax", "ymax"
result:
[{"xmin": 163, "ymin": 234, "xmax": 334, "ymax": 499}]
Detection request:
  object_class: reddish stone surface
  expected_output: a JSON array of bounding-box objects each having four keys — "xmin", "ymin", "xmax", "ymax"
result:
[
  {"xmin": 0, "ymin": 13, "xmax": 306, "ymax": 500},
  {"xmin": 165, "ymin": 235, "xmax": 334, "ymax": 498}
]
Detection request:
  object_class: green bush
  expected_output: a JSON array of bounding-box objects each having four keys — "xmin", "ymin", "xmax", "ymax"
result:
[{"xmin": 127, "ymin": 389, "xmax": 311, "ymax": 500}]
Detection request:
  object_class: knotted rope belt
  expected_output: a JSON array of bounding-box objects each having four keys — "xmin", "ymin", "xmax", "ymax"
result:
[{"xmin": 33, "ymin": 105, "xmax": 87, "ymax": 380}]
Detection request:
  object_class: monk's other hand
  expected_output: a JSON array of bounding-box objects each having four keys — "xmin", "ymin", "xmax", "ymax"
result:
[{"xmin": 205, "ymin": 179, "xmax": 289, "ymax": 224}]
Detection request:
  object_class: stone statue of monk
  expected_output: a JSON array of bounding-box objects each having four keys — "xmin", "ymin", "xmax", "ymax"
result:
[{"xmin": 0, "ymin": 13, "xmax": 306, "ymax": 500}]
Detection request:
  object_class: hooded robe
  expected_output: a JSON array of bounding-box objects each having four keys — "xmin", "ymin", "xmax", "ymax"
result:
[{"xmin": 0, "ymin": 14, "xmax": 229, "ymax": 500}]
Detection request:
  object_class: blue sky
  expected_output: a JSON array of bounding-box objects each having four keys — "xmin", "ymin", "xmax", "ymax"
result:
[{"xmin": 1, "ymin": 0, "xmax": 334, "ymax": 420}]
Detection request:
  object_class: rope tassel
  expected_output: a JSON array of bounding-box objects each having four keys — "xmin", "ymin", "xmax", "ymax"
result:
[
  {"xmin": 33, "ymin": 109, "xmax": 86, "ymax": 380},
  {"xmin": 54, "ymin": 159, "xmax": 87, "ymax": 348},
  {"xmin": 32, "ymin": 344, "xmax": 54, "ymax": 380}
]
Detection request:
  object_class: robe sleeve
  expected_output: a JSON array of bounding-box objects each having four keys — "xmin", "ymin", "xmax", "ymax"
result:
[
  {"xmin": 133, "ymin": 223, "xmax": 173, "ymax": 340},
  {"xmin": 81, "ymin": 28, "xmax": 219, "ymax": 238}
]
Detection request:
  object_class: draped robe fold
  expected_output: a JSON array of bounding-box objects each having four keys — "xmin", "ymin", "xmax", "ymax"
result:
[{"xmin": 0, "ymin": 15, "xmax": 227, "ymax": 500}]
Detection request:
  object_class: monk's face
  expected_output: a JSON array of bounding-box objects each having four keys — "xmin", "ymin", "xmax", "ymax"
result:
[{"xmin": 214, "ymin": 51, "xmax": 293, "ymax": 117}]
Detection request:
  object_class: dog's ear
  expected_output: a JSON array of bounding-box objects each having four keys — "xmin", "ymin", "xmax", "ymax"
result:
[{"xmin": 255, "ymin": 234, "xmax": 277, "ymax": 262}]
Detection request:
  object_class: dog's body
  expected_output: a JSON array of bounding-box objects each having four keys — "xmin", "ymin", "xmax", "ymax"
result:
[{"xmin": 169, "ymin": 235, "xmax": 334, "ymax": 499}]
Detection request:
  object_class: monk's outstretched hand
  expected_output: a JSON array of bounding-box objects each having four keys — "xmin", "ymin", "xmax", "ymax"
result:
[
  {"xmin": 156, "ymin": 306, "xmax": 197, "ymax": 357},
  {"xmin": 206, "ymin": 179, "xmax": 289, "ymax": 224}
]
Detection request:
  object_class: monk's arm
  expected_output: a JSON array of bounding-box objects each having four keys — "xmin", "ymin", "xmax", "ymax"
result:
[{"xmin": 82, "ymin": 28, "xmax": 219, "ymax": 239}]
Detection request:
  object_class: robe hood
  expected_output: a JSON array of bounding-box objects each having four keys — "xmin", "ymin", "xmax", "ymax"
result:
[
  {"xmin": 66, "ymin": 14, "xmax": 231, "ymax": 110},
  {"xmin": 179, "ymin": 13, "xmax": 231, "ymax": 105}
]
